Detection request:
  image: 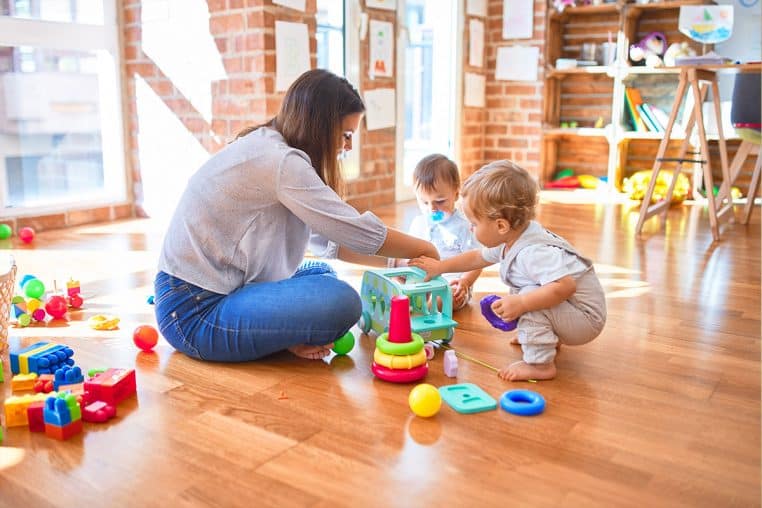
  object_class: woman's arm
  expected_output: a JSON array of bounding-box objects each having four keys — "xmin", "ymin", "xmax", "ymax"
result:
[
  {"xmin": 376, "ymin": 228, "xmax": 440, "ymax": 261},
  {"xmin": 336, "ymin": 246, "xmax": 389, "ymax": 267}
]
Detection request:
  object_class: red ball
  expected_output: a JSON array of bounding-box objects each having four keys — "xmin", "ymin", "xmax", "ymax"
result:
[
  {"xmin": 133, "ymin": 325, "xmax": 159, "ymax": 351},
  {"xmin": 18, "ymin": 226, "xmax": 35, "ymax": 244},
  {"xmin": 45, "ymin": 295, "xmax": 68, "ymax": 319},
  {"xmin": 68, "ymin": 294, "xmax": 84, "ymax": 309}
]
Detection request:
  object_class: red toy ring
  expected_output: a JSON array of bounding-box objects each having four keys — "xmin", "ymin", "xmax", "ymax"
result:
[{"xmin": 371, "ymin": 362, "xmax": 428, "ymax": 383}]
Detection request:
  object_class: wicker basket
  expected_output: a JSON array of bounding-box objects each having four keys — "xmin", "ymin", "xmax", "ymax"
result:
[{"xmin": 0, "ymin": 255, "xmax": 16, "ymax": 353}]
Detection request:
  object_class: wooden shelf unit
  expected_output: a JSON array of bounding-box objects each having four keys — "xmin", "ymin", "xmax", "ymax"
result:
[{"xmin": 541, "ymin": 0, "xmax": 716, "ymax": 190}]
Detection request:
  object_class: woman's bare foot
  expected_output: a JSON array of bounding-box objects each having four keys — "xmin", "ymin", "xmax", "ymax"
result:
[
  {"xmin": 498, "ymin": 360, "xmax": 556, "ymax": 381},
  {"xmin": 288, "ymin": 343, "xmax": 334, "ymax": 360}
]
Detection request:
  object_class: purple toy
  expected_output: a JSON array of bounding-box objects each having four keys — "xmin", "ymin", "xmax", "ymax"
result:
[
  {"xmin": 443, "ymin": 350, "xmax": 458, "ymax": 378},
  {"xmin": 480, "ymin": 294, "xmax": 518, "ymax": 332}
]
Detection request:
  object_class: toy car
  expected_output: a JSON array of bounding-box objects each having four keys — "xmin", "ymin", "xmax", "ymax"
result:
[{"xmin": 357, "ymin": 267, "xmax": 457, "ymax": 342}]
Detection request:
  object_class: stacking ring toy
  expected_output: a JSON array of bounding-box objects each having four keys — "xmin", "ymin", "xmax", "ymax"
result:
[
  {"xmin": 499, "ymin": 389, "xmax": 545, "ymax": 416},
  {"xmin": 371, "ymin": 362, "xmax": 428, "ymax": 383},
  {"xmin": 376, "ymin": 332, "xmax": 424, "ymax": 356},
  {"xmin": 373, "ymin": 348, "xmax": 427, "ymax": 370},
  {"xmin": 480, "ymin": 294, "xmax": 518, "ymax": 332}
]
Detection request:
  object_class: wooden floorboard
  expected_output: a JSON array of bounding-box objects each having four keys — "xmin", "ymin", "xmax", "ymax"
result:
[{"xmin": 0, "ymin": 194, "xmax": 759, "ymax": 507}]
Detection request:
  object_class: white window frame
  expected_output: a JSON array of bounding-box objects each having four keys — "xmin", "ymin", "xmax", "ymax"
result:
[
  {"xmin": 0, "ymin": 1, "xmax": 127, "ymax": 215},
  {"xmin": 342, "ymin": 0, "xmax": 362, "ymax": 181}
]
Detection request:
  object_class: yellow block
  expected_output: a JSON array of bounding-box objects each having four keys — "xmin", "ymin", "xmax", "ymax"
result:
[
  {"xmin": 11, "ymin": 372, "xmax": 37, "ymax": 393},
  {"xmin": 4, "ymin": 392, "xmax": 53, "ymax": 427},
  {"xmin": 373, "ymin": 348, "xmax": 427, "ymax": 370}
]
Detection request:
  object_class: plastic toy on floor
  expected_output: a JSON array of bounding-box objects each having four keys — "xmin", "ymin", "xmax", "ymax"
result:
[
  {"xmin": 357, "ymin": 267, "xmax": 457, "ymax": 342},
  {"xmin": 371, "ymin": 295, "xmax": 429, "ymax": 383},
  {"xmin": 408, "ymin": 383, "xmax": 442, "ymax": 417}
]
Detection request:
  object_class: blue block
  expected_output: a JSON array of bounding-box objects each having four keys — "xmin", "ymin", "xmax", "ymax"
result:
[
  {"xmin": 53, "ymin": 365, "xmax": 84, "ymax": 391},
  {"xmin": 43, "ymin": 396, "xmax": 72, "ymax": 426}
]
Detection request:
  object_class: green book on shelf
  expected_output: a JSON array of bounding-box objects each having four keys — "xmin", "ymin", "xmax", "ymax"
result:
[
  {"xmin": 624, "ymin": 87, "xmax": 647, "ymax": 132},
  {"xmin": 638, "ymin": 103, "xmax": 662, "ymax": 133}
]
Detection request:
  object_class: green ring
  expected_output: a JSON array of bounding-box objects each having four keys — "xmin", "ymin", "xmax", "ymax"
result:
[{"xmin": 376, "ymin": 332, "xmax": 424, "ymax": 356}]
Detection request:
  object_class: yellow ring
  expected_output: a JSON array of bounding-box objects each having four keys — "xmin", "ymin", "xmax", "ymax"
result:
[
  {"xmin": 88, "ymin": 314, "xmax": 120, "ymax": 330},
  {"xmin": 373, "ymin": 348, "xmax": 427, "ymax": 370}
]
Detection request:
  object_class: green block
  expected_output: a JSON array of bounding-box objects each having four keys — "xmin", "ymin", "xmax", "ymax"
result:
[
  {"xmin": 0, "ymin": 360, "xmax": 4, "ymax": 382},
  {"xmin": 439, "ymin": 383, "xmax": 497, "ymax": 414}
]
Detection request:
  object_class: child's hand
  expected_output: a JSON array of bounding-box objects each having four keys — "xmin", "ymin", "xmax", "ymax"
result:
[
  {"xmin": 408, "ymin": 256, "xmax": 442, "ymax": 281},
  {"xmin": 450, "ymin": 279, "xmax": 468, "ymax": 308},
  {"xmin": 490, "ymin": 294, "xmax": 525, "ymax": 322}
]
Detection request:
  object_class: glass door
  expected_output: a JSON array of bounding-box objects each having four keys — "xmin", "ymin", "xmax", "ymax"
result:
[{"xmin": 396, "ymin": 0, "xmax": 461, "ymax": 201}]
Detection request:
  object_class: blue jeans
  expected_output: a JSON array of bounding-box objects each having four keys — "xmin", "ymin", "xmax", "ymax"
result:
[{"xmin": 153, "ymin": 261, "xmax": 361, "ymax": 362}]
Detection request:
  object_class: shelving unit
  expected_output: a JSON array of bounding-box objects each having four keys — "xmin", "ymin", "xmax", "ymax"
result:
[{"xmin": 541, "ymin": 0, "xmax": 719, "ymax": 190}]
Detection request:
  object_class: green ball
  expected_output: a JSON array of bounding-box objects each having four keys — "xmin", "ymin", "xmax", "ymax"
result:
[
  {"xmin": 23, "ymin": 279, "xmax": 45, "ymax": 299},
  {"xmin": 0, "ymin": 224, "xmax": 11, "ymax": 240},
  {"xmin": 332, "ymin": 331, "xmax": 355, "ymax": 355}
]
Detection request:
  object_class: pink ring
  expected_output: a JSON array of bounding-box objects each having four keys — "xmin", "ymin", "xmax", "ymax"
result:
[{"xmin": 371, "ymin": 362, "xmax": 428, "ymax": 383}]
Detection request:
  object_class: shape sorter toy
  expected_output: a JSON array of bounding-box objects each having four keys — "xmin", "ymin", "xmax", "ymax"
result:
[
  {"xmin": 84, "ymin": 368, "xmax": 136, "ymax": 405},
  {"xmin": 10, "ymin": 342, "xmax": 75, "ymax": 375}
]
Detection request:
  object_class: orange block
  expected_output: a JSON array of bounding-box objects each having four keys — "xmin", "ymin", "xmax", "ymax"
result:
[{"xmin": 44, "ymin": 419, "xmax": 83, "ymax": 440}]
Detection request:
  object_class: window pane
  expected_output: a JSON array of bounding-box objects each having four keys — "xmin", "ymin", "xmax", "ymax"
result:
[
  {"xmin": 316, "ymin": 0, "xmax": 344, "ymax": 77},
  {"xmin": 0, "ymin": 46, "xmax": 120, "ymax": 208},
  {"xmin": 0, "ymin": 0, "xmax": 104, "ymax": 25}
]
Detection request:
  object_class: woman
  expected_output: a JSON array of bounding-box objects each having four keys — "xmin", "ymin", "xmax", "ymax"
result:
[{"xmin": 154, "ymin": 69, "xmax": 438, "ymax": 362}]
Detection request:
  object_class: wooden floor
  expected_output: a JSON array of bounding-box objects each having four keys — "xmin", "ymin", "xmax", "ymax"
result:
[{"xmin": 0, "ymin": 194, "xmax": 759, "ymax": 507}]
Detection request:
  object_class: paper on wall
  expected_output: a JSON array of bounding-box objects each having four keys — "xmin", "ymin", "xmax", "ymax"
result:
[
  {"xmin": 369, "ymin": 19, "xmax": 394, "ymax": 78},
  {"xmin": 464, "ymin": 73, "xmax": 486, "ymax": 107},
  {"xmin": 466, "ymin": 0, "xmax": 487, "ymax": 17},
  {"xmin": 366, "ymin": 0, "xmax": 396, "ymax": 10},
  {"xmin": 273, "ymin": 0, "xmax": 306, "ymax": 11},
  {"xmin": 275, "ymin": 21, "xmax": 311, "ymax": 92},
  {"xmin": 503, "ymin": 0, "xmax": 534, "ymax": 40},
  {"xmin": 495, "ymin": 46, "xmax": 539, "ymax": 81},
  {"xmin": 363, "ymin": 88, "xmax": 396, "ymax": 130},
  {"xmin": 469, "ymin": 19, "xmax": 484, "ymax": 67}
]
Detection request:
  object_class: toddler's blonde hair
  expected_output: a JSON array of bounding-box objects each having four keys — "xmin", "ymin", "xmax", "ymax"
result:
[{"xmin": 461, "ymin": 160, "xmax": 537, "ymax": 229}]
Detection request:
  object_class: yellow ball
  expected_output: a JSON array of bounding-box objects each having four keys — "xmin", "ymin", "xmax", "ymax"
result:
[
  {"xmin": 26, "ymin": 298, "xmax": 41, "ymax": 313},
  {"xmin": 408, "ymin": 383, "xmax": 441, "ymax": 418}
]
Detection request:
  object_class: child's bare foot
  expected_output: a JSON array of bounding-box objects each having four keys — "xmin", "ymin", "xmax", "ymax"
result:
[
  {"xmin": 498, "ymin": 361, "xmax": 556, "ymax": 381},
  {"xmin": 288, "ymin": 343, "xmax": 334, "ymax": 360}
]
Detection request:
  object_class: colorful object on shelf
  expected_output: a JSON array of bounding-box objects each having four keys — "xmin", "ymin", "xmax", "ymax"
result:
[
  {"xmin": 331, "ymin": 330, "xmax": 355, "ymax": 355},
  {"xmin": 554, "ymin": 168, "xmax": 575, "ymax": 180},
  {"xmin": 88, "ymin": 314, "xmax": 120, "ymax": 330},
  {"xmin": 443, "ymin": 350, "xmax": 458, "ymax": 378},
  {"xmin": 629, "ymin": 31, "xmax": 667, "ymax": 67},
  {"xmin": 545, "ymin": 175, "xmax": 581, "ymax": 189},
  {"xmin": 408, "ymin": 383, "xmax": 442, "ymax": 418},
  {"xmin": 577, "ymin": 174, "xmax": 600, "ymax": 189},
  {"xmin": 0, "ymin": 224, "xmax": 11, "ymax": 240},
  {"xmin": 358, "ymin": 267, "xmax": 457, "ymax": 343},
  {"xmin": 372, "ymin": 295, "xmax": 429, "ymax": 384},
  {"xmin": 480, "ymin": 294, "xmax": 518, "ymax": 332},
  {"xmin": 500, "ymin": 389, "xmax": 546, "ymax": 416},
  {"xmin": 84, "ymin": 368, "xmax": 137, "ymax": 405},
  {"xmin": 133, "ymin": 325, "xmax": 159, "ymax": 351},
  {"xmin": 45, "ymin": 295, "xmax": 68, "ymax": 319},
  {"xmin": 623, "ymin": 170, "xmax": 690, "ymax": 204},
  {"xmin": 18, "ymin": 226, "xmax": 35, "ymax": 244},
  {"xmin": 10, "ymin": 342, "xmax": 75, "ymax": 375},
  {"xmin": 438, "ymin": 383, "xmax": 497, "ymax": 414}
]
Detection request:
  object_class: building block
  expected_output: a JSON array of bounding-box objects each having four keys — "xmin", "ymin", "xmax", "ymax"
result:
[
  {"xmin": 10, "ymin": 342, "xmax": 75, "ymax": 375},
  {"xmin": 53, "ymin": 365, "xmax": 84, "ymax": 391},
  {"xmin": 84, "ymin": 368, "xmax": 136, "ymax": 405},
  {"xmin": 438, "ymin": 383, "xmax": 497, "ymax": 414},
  {"xmin": 34, "ymin": 374, "xmax": 55, "ymax": 393},
  {"xmin": 27, "ymin": 401, "xmax": 45, "ymax": 432},
  {"xmin": 82, "ymin": 401, "xmax": 116, "ymax": 423},
  {"xmin": 11, "ymin": 372, "xmax": 38, "ymax": 392},
  {"xmin": 45, "ymin": 419, "xmax": 82, "ymax": 440},
  {"xmin": 43, "ymin": 392, "xmax": 80, "ymax": 427},
  {"xmin": 0, "ymin": 360, "xmax": 4, "ymax": 382},
  {"xmin": 4, "ymin": 392, "xmax": 55, "ymax": 427},
  {"xmin": 443, "ymin": 350, "xmax": 458, "ymax": 378}
]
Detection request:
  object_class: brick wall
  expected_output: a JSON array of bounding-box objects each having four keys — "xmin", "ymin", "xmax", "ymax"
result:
[
  {"xmin": 460, "ymin": 5, "xmax": 487, "ymax": 179},
  {"xmin": 481, "ymin": 0, "xmax": 545, "ymax": 179},
  {"xmin": 346, "ymin": 2, "xmax": 397, "ymax": 211}
]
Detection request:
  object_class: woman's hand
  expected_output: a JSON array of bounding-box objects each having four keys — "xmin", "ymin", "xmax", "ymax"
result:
[
  {"xmin": 408, "ymin": 256, "xmax": 443, "ymax": 281},
  {"xmin": 490, "ymin": 294, "xmax": 526, "ymax": 322}
]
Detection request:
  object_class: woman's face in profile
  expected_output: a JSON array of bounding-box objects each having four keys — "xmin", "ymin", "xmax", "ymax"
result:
[{"xmin": 338, "ymin": 112, "xmax": 363, "ymax": 157}]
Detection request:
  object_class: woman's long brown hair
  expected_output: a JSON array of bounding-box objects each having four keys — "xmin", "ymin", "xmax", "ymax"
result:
[{"xmin": 236, "ymin": 69, "xmax": 365, "ymax": 195}]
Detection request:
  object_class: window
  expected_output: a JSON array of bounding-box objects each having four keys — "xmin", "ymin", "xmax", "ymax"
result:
[
  {"xmin": 316, "ymin": 0, "xmax": 362, "ymax": 181},
  {"xmin": 0, "ymin": 1, "xmax": 125, "ymax": 212}
]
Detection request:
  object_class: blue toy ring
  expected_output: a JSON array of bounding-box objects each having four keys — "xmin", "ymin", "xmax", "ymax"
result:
[
  {"xmin": 500, "ymin": 389, "xmax": 545, "ymax": 416},
  {"xmin": 480, "ymin": 294, "xmax": 517, "ymax": 331}
]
